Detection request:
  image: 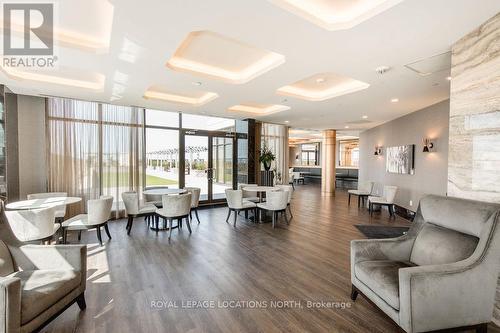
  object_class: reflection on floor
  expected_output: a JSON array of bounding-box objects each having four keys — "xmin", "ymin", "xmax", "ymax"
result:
[{"xmin": 44, "ymin": 185, "xmax": 500, "ymax": 333}]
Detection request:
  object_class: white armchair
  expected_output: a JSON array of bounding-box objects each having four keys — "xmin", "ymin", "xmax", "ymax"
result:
[
  {"xmin": 156, "ymin": 193, "xmax": 192, "ymax": 239},
  {"xmin": 348, "ymin": 181, "xmax": 374, "ymax": 207},
  {"xmin": 257, "ymin": 190, "xmax": 289, "ymax": 228},
  {"xmin": 27, "ymin": 192, "xmax": 67, "ymax": 223},
  {"xmin": 122, "ymin": 191, "xmax": 157, "ymax": 235},
  {"xmin": 5, "ymin": 207, "xmax": 59, "ymax": 243},
  {"xmin": 368, "ymin": 185, "xmax": 398, "ymax": 217},
  {"xmin": 225, "ymin": 189, "xmax": 257, "ymax": 227},
  {"xmin": 185, "ymin": 187, "xmax": 201, "ymax": 223},
  {"xmin": 351, "ymin": 195, "xmax": 500, "ymax": 333}
]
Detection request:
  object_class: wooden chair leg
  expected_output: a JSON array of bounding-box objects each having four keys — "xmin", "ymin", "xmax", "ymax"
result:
[
  {"xmin": 76, "ymin": 293, "xmax": 86, "ymax": 310},
  {"xmin": 476, "ymin": 323, "xmax": 488, "ymax": 333},
  {"xmin": 283, "ymin": 210, "xmax": 289, "ymax": 225},
  {"xmin": 185, "ymin": 217, "xmax": 192, "ymax": 234},
  {"xmin": 348, "ymin": 193, "xmax": 351, "ymax": 205},
  {"xmin": 62, "ymin": 228, "xmax": 67, "ymax": 244},
  {"xmin": 78, "ymin": 230, "xmax": 82, "ymax": 241},
  {"xmin": 358, "ymin": 196, "xmax": 361, "ymax": 208},
  {"xmin": 194, "ymin": 208, "xmax": 200, "ymax": 223},
  {"xmin": 272, "ymin": 211, "xmax": 276, "ymax": 228},
  {"xmin": 350, "ymin": 285, "xmax": 359, "ymax": 301},
  {"xmin": 226, "ymin": 209, "xmax": 231, "ymax": 223},
  {"xmin": 127, "ymin": 216, "xmax": 134, "ymax": 235},
  {"xmin": 96, "ymin": 226, "xmax": 103, "ymax": 246},
  {"xmin": 245, "ymin": 210, "xmax": 248, "ymax": 219},
  {"xmin": 104, "ymin": 223, "xmax": 112, "ymax": 239},
  {"xmin": 168, "ymin": 219, "xmax": 173, "ymax": 239},
  {"xmin": 233, "ymin": 210, "xmax": 238, "ymax": 227},
  {"xmin": 370, "ymin": 203, "xmax": 373, "ymax": 216}
]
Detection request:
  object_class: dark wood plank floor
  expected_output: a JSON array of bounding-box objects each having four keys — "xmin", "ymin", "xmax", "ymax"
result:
[{"xmin": 44, "ymin": 185, "xmax": 500, "ymax": 333}]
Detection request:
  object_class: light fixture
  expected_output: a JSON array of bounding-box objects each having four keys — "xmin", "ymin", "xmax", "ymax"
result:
[
  {"xmin": 374, "ymin": 146, "xmax": 383, "ymax": 156},
  {"xmin": 391, "ymin": 98, "xmax": 399, "ymax": 103},
  {"xmin": 277, "ymin": 72, "xmax": 370, "ymax": 102},
  {"xmin": 362, "ymin": 115, "xmax": 368, "ymax": 119},
  {"xmin": 344, "ymin": 126, "xmax": 349, "ymax": 129},
  {"xmin": 446, "ymin": 76, "xmax": 452, "ymax": 81},
  {"xmin": 228, "ymin": 103, "xmax": 290, "ymax": 115},
  {"xmin": 422, "ymin": 138, "xmax": 435, "ymax": 153},
  {"xmin": 192, "ymin": 81, "xmax": 202, "ymax": 86},
  {"xmin": 166, "ymin": 31, "xmax": 285, "ymax": 84},
  {"xmin": 143, "ymin": 86, "xmax": 218, "ymax": 106},
  {"xmin": 284, "ymin": 120, "xmax": 290, "ymax": 123},
  {"xmin": 268, "ymin": 0, "xmax": 404, "ymax": 31}
]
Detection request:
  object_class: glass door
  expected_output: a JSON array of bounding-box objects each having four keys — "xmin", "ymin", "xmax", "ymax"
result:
[{"xmin": 183, "ymin": 131, "xmax": 234, "ymax": 203}]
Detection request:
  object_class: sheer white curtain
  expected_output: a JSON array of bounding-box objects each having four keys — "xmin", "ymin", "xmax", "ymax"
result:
[
  {"xmin": 47, "ymin": 98, "xmax": 145, "ymax": 218},
  {"xmin": 261, "ymin": 123, "xmax": 289, "ymax": 184},
  {"xmin": 47, "ymin": 98, "xmax": 100, "ymax": 216}
]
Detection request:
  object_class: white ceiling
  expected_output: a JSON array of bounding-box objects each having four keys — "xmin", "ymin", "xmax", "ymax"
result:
[{"xmin": 2, "ymin": 0, "xmax": 499, "ymax": 131}]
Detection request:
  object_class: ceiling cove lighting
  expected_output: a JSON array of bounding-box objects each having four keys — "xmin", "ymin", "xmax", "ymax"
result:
[
  {"xmin": 0, "ymin": 66, "xmax": 105, "ymax": 90},
  {"xmin": 228, "ymin": 103, "xmax": 290, "ymax": 115},
  {"xmin": 166, "ymin": 31, "xmax": 285, "ymax": 84},
  {"xmin": 268, "ymin": 0, "xmax": 403, "ymax": 31},
  {"xmin": 143, "ymin": 87, "xmax": 218, "ymax": 106},
  {"xmin": 277, "ymin": 72, "xmax": 370, "ymax": 102},
  {"xmin": 391, "ymin": 98, "xmax": 399, "ymax": 103}
]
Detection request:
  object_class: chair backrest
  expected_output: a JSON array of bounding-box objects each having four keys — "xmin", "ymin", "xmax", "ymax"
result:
[
  {"xmin": 358, "ymin": 181, "xmax": 374, "ymax": 194},
  {"xmin": 0, "ymin": 240, "xmax": 14, "ymax": 277},
  {"xmin": 5, "ymin": 207, "xmax": 57, "ymax": 242},
  {"xmin": 276, "ymin": 185, "xmax": 292, "ymax": 203},
  {"xmin": 293, "ymin": 172, "xmax": 302, "ymax": 179},
  {"xmin": 265, "ymin": 190, "xmax": 288, "ymax": 210},
  {"xmin": 121, "ymin": 191, "xmax": 139, "ymax": 215},
  {"xmin": 288, "ymin": 173, "xmax": 295, "ymax": 183},
  {"xmin": 27, "ymin": 192, "xmax": 67, "ymax": 199},
  {"xmin": 238, "ymin": 183, "xmax": 257, "ymax": 199},
  {"xmin": 185, "ymin": 187, "xmax": 201, "ymax": 207},
  {"xmin": 160, "ymin": 193, "xmax": 192, "ymax": 217},
  {"xmin": 88, "ymin": 196, "xmax": 113, "ymax": 224},
  {"xmin": 409, "ymin": 195, "xmax": 500, "ymax": 266},
  {"xmin": 225, "ymin": 189, "xmax": 243, "ymax": 209},
  {"xmin": 383, "ymin": 186, "xmax": 397, "ymax": 203}
]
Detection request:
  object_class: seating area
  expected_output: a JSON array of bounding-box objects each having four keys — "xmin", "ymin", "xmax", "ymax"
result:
[{"xmin": 0, "ymin": 2, "xmax": 499, "ymax": 333}]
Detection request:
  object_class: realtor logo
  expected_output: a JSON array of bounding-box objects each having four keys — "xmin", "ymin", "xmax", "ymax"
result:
[{"xmin": 3, "ymin": 3, "xmax": 53, "ymax": 55}]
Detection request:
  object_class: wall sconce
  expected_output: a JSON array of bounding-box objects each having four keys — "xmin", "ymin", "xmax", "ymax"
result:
[
  {"xmin": 422, "ymin": 138, "xmax": 435, "ymax": 152},
  {"xmin": 374, "ymin": 146, "xmax": 383, "ymax": 156}
]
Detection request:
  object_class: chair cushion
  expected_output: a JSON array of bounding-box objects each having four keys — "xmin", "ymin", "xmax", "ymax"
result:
[
  {"xmin": 62, "ymin": 214, "xmax": 100, "ymax": 230},
  {"xmin": 348, "ymin": 190, "xmax": 370, "ymax": 195},
  {"xmin": 410, "ymin": 223, "xmax": 478, "ymax": 266},
  {"xmin": 243, "ymin": 196, "xmax": 260, "ymax": 203},
  {"xmin": 368, "ymin": 196, "xmax": 389, "ymax": 204},
  {"xmin": 139, "ymin": 204, "xmax": 156, "ymax": 214},
  {"xmin": 355, "ymin": 260, "xmax": 415, "ymax": 310},
  {"xmin": 10, "ymin": 269, "xmax": 81, "ymax": 324}
]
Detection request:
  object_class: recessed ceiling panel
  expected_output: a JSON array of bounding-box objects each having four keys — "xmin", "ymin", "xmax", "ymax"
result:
[
  {"xmin": 268, "ymin": 0, "xmax": 403, "ymax": 30},
  {"xmin": 0, "ymin": 66, "xmax": 105, "ymax": 90},
  {"xmin": 228, "ymin": 103, "xmax": 290, "ymax": 115},
  {"xmin": 277, "ymin": 72, "xmax": 370, "ymax": 101},
  {"xmin": 144, "ymin": 86, "xmax": 218, "ymax": 106},
  {"xmin": 166, "ymin": 31, "xmax": 285, "ymax": 84},
  {"xmin": 405, "ymin": 51, "xmax": 451, "ymax": 76}
]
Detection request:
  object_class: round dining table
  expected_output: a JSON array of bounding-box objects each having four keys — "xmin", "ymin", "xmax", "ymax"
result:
[
  {"xmin": 142, "ymin": 188, "xmax": 187, "ymax": 196},
  {"xmin": 5, "ymin": 197, "xmax": 82, "ymax": 210},
  {"xmin": 242, "ymin": 186, "xmax": 279, "ymax": 223}
]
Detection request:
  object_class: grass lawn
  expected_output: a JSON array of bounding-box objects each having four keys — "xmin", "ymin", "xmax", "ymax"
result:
[{"xmin": 102, "ymin": 172, "xmax": 178, "ymax": 186}]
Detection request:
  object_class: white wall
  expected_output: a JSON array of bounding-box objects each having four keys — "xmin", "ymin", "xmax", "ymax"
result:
[
  {"xmin": 359, "ymin": 100, "xmax": 449, "ymax": 210},
  {"xmin": 17, "ymin": 95, "xmax": 47, "ymax": 198}
]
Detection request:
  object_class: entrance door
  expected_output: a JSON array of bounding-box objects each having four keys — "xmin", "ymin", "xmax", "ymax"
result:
[{"xmin": 183, "ymin": 131, "xmax": 234, "ymax": 203}]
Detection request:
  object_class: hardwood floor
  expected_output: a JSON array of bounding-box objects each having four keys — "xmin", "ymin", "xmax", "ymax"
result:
[{"xmin": 44, "ymin": 185, "xmax": 500, "ymax": 333}]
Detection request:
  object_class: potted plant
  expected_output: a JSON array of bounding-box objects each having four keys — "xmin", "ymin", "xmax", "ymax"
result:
[{"xmin": 259, "ymin": 146, "xmax": 275, "ymax": 171}]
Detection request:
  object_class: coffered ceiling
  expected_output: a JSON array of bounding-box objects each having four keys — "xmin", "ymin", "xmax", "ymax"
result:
[{"xmin": 1, "ymin": 0, "xmax": 499, "ymax": 131}]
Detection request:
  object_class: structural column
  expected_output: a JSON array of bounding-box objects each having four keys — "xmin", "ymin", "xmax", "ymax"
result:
[{"xmin": 321, "ymin": 129, "xmax": 336, "ymax": 196}]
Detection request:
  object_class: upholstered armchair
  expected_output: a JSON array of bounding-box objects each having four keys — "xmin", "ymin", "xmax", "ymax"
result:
[
  {"xmin": 351, "ymin": 195, "xmax": 500, "ymax": 333},
  {"xmin": 0, "ymin": 201, "xmax": 87, "ymax": 333}
]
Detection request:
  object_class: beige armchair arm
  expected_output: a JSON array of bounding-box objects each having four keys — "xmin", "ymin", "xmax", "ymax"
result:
[
  {"xmin": 398, "ymin": 260, "xmax": 498, "ymax": 333},
  {"xmin": 0, "ymin": 277, "xmax": 21, "ymax": 333}
]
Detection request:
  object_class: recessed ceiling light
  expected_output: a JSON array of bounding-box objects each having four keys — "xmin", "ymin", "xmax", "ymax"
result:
[
  {"xmin": 446, "ymin": 76, "xmax": 452, "ymax": 81},
  {"xmin": 192, "ymin": 81, "xmax": 202, "ymax": 86},
  {"xmin": 391, "ymin": 98, "xmax": 399, "ymax": 103},
  {"xmin": 344, "ymin": 126, "xmax": 349, "ymax": 129},
  {"xmin": 316, "ymin": 77, "xmax": 325, "ymax": 84},
  {"xmin": 284, "ymin": 120, "xmax": 290, "ymax": 123},
  {"xmin": 362, "ymin": 115, "xmax": 368, "ymax": 119},
  {"xmin": 228, "ymin": 103, "xmax": 290, "ymax": 115},
  {"xmin": 144, "ymin": 86, "xmax": 218, "ymax": 106}
]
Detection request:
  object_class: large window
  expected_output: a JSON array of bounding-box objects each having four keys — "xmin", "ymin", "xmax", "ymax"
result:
[{"xmin": 339, "ymin": 140, "xmax": 359, "ymax": 167}]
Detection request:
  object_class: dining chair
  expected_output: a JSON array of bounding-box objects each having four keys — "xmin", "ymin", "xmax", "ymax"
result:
[
  {"xmin": 348, "ymin": 181, "xmax": 374, "ymax": 207},
  {"xmin": 276, "ymin": 184, "xmax": 293, "ymax": 219},
  {"xmin": 27, "ymin": 192, "xmax": 68, "ymax": 223},
  {"xmin": 5, "ymin": 206, "xmax": 59, "ymax": 243},
  {"xmin": 122, "ymin": 191, "xmax": 157, "ymax": 235},
  {"xmin": 156, "ymin": 193, "xmax": 192, "ymax": 239},
  {"xmin": 143, "ymin": 186, "xmax": 169, "ymax": 207},
  {"xmin": 257, "ymin": 190, "xmax": 289, "ymax": 228},
  {"xmin": 225, "ymin": 189, "xmax": 257, "ymax": 227},
  {"xmin": 62, "ymin": 196, "xmax": 113, "ymax": 246},
  {"xmin": 185, "ymin": 187, "xmax": 201, "ymax": 223},
  {"xmin": 288, "ymin": 173, "xmax": 295, "ymax": 190},
  {"xmin": 293, "ymin": 172, "xmax": 304, "ymax": 185},
  {"xmin": 237, "ymin": 183, "xmax": 260, "ymax": 203},
  {"xmin": 368, "ymin": 185, "xmax": 398, "ymax": 218}
]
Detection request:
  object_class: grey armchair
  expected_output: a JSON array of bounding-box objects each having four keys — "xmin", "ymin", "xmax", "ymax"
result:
[
  {"xmin": 0, "ymin": 201, "xmax": 87, "ymax": 333},
  {"xmin": 351, "ymin": 195, "xmax": 500, "ymax": 333}
]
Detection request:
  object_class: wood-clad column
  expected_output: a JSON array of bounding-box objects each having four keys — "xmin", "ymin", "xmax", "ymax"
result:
[{"xmin": 321, "ymin": 130, "xmax": 336, "ymax": 196}]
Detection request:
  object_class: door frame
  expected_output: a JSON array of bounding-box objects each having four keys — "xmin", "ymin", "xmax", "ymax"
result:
[{"xmin": 180, "ymin": 128, "xmax": 237, "ymax": 203}]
